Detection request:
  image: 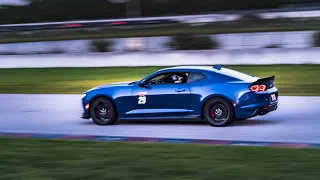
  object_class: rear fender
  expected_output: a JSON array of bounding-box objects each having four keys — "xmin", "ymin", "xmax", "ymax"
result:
[{"xmin": 201, "ymin": 94, "xmax": 236, "ymax": 118}]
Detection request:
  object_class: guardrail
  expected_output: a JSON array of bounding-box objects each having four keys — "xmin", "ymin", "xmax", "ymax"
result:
[
  {"xmin": 0, "ymin": 19, "xmax": 181, "ymax": 32},
  {"xmin": 0, "ymin": 48, "xmax": 319, "ymax": 68}
]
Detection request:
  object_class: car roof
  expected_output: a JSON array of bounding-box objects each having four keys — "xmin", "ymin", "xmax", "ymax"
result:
[
  {"xmin": 161, "ymin": 66, "xmax": 219, "ymax": 72},
  {"xmin": 159, "ymin": 65, "xmax": 258, "ymax": 81}
]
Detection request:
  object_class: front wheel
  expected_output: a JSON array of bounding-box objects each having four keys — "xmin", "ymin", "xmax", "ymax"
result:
[
  {"xmin": 203, "ymin": 97, "xmax": 235, "ymax": 127},
  {"xmin": 90, "ymin": 97, "xmax": 117, "ymax": 125}
]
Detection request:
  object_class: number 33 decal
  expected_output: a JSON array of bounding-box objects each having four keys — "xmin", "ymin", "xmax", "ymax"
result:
[{"xmin": 138, "ymin": 92, "xmax": 147, "ymax": 104}]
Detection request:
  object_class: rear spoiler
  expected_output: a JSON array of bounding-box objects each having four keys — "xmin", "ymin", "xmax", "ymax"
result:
[
  {"xmin": 254, "ymin": 75, "xmax": 275, "ymax": 84},
  {"xmin": 252, "ymin": 75, "xmax": 275, "ymax": 88}
]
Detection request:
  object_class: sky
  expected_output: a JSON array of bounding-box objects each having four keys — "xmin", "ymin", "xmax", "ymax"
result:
[{"xmin": 0, "ymin": 0, "xmax": 28, "ymax": 5}]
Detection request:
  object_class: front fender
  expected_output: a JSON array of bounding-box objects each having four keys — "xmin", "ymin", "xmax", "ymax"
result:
[{"xmin": 83, "ymin": 86, "xmax": 134, "ymax": 119}]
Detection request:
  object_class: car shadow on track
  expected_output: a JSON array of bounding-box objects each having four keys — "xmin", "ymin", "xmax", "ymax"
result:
[
  {"xmin": 116, "ymin": 120, "xmax": 206, "ymax": 125},
  {"xmin": 81, "ymin": 119, "xmax": 207, "ymax": 126},
  {"xmin": 231, "ymin": 119, "xmax": 280, "ymax": 126},
  {"xmin": 81, "ymin": 119, "xmax": 279, "ymax": 126}
]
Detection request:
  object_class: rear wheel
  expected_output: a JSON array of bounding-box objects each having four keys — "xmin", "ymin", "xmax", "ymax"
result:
[
  {"xmin": 203, "ymin": 97, "xmax": 234, "ymax": 127},
  {"xmin": 90, "ymin": 97, "xmax": 117, "ymax": 125}
]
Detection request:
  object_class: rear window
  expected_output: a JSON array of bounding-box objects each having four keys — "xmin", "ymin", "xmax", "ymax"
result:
[
  {"xmin": 188, "ymin": 72, "xmax": 207, "ymax": 83},
  {"xmin": 218, "ymin": 68, "xmax": 257, "ymax": 81}
]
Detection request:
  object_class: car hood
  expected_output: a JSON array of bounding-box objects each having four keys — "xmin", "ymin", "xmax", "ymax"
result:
[{"xmin": 85, "ymin": 81, "xmax": 135, "ymax": 93}]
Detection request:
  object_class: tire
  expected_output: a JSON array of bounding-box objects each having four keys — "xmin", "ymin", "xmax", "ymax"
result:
[
  {"xmin": 202, "ymin": 97, "xmax": 235, "ymax": 127},
  {"xmin": 90, "ymin": 97, "xmax": 117, "ymax": 125}
]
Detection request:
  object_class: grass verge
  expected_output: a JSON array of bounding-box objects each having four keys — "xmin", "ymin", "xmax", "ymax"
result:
[
  {"xmin": 0, "ymin": 65, "xmax": 319, "ymax": 95},
  {"xmin": 0, "ymin": 137, "xmax": 319, "ymax": 180}
]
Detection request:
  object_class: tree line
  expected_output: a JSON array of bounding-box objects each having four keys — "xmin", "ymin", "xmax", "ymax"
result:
[{"xmin": 0, "ymin": 0, "xmax": 318, "ymax": 24}]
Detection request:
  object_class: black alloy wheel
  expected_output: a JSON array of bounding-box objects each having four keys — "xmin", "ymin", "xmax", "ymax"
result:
[
  {"xmin": 90, "ymin": 97, "xmax": 117, "ymax": 125},
  {"xmin": 203, "ymin": 97, "xmax": 234, "ymax": 127}
]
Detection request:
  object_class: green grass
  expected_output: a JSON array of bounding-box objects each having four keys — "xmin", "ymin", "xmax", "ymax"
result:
[
  {"xmin": 1, "ymin": 21, "xmax": 320, "ymax": 43},
  {"xmin": 0, "ymin": 137, "xmax": 319, "ymax": 180},
  {"xmin": 0, "ymin": 65, "xmax": 319, "ymax": 95}
]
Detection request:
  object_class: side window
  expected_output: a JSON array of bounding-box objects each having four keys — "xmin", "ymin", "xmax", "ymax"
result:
[
  {"xmin": 147, "ymin": 72, "xmax": 189, "ymax": 84},
  {"xmin": 187, "ymin": 72, "xmax": 207, "ymax": 83},
  {"xmin": 148, "ymin": 74, "xmax": 167, "ymax": 82}
]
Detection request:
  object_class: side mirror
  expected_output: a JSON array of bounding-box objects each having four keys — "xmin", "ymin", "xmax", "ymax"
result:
[{"xmin": 139, "ymin": 80, "xmax": 147, "ymax": 87}]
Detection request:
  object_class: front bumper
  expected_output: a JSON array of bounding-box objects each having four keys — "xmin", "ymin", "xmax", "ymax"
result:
[
  {"xmin": 81, "ymin": 94, "xmax": 91, "ymax": 119},
  {"xmin": 81, "ymin": 113, "xmax": 91, "ymax": 119},
  {"xmin": 81, "ymin": 104, "xmax": 91, "ymax": 119}
]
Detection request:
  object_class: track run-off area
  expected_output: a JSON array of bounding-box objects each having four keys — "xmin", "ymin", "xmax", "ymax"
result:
[{"xmin": 0, "ymin": 94, "xmax": 319, "ymax": 145}]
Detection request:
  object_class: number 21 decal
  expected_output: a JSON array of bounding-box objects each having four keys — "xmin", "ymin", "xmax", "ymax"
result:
[{"xmin": 138, "ymin": 92, "xmax": 147, "ymax": 104}]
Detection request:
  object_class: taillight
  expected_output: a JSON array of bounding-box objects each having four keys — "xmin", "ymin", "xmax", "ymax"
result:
[{"xmin": 250, "ymin": 85, "xmax": 267, "ymax": 92}]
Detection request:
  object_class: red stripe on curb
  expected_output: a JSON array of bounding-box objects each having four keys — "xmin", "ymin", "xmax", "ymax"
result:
[
  {"xmin": 192, "ymin": 140, "xmax": 230, "ymax": 145},
  {"xmin": 59, "ymin": 135, "xmax": 95, "ymax": 140},
  {"xmin": 271, "ymin": 143, "xmax": 312, "ymax": 148},
  {"xmin": 120, "ymin": 137, "xmax": 161, "ymax": 142},
  {"xmin": 0, "ymin": 132, "xmax": 319, "ymax": 149},
  {"xmin": 6, "ymin": 133, "xmax": 33, "ymax": 138}
]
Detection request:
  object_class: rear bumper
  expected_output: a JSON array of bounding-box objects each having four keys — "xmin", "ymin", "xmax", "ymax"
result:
[
  {"xmin": 235, "ymin": 103, "xmax": 278, "ymax": 120},
  {"xmin": 254, "ymin": 104, "xmax": 278, "ymax": 116},
  {"xmin": 235, "ymin": 89, "xmax": 278, "ymax": 119}
]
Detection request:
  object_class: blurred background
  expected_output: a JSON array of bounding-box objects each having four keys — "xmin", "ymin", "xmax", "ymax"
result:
[
  {"xmin": 0, "ymin": 0, "xmax": 319, "ymax": 94},
  {"xmin": 0, "ymin": 0, "xmax": 319, "ymax": 55},
  {"xmin": 1, "ymin": 1, "xmax": 320, "ymax": 179}
]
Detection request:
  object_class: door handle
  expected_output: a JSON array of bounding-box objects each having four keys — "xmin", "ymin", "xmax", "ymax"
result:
[{"xmin": 175, "ymin": 88, "xmax": 186, "ymax": 92}]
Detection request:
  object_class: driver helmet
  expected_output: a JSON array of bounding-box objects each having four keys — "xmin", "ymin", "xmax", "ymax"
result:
[{"xmin": 171, "ymin": 74, "xmax": 178, "ymax": 81}]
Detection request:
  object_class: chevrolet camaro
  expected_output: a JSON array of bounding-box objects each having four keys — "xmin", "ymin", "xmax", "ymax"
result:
[{"xmin": 81, "ymin": 65, "xmax": 278, "ymax": 127}]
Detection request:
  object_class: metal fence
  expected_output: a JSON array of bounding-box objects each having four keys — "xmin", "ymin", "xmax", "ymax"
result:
[{"xmin": 0, "ymin": 31, "xmax": 317, "ymax": 54}]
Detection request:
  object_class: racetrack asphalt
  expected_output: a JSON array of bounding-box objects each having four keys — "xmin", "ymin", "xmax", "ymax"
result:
[{"xmin": 0, "ymin": 94, "xmax": 319, "ymax": 144}]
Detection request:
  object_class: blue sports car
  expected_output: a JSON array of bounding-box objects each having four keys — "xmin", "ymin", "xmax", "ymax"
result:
[{"xmin": 81, "ymin": 65, "xmax": 278, "ymax": 127}]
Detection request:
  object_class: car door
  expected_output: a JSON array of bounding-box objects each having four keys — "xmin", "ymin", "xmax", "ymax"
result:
[{"xmin": 128, "ymin": 72, "xmax": 191, "ymax": 118}]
